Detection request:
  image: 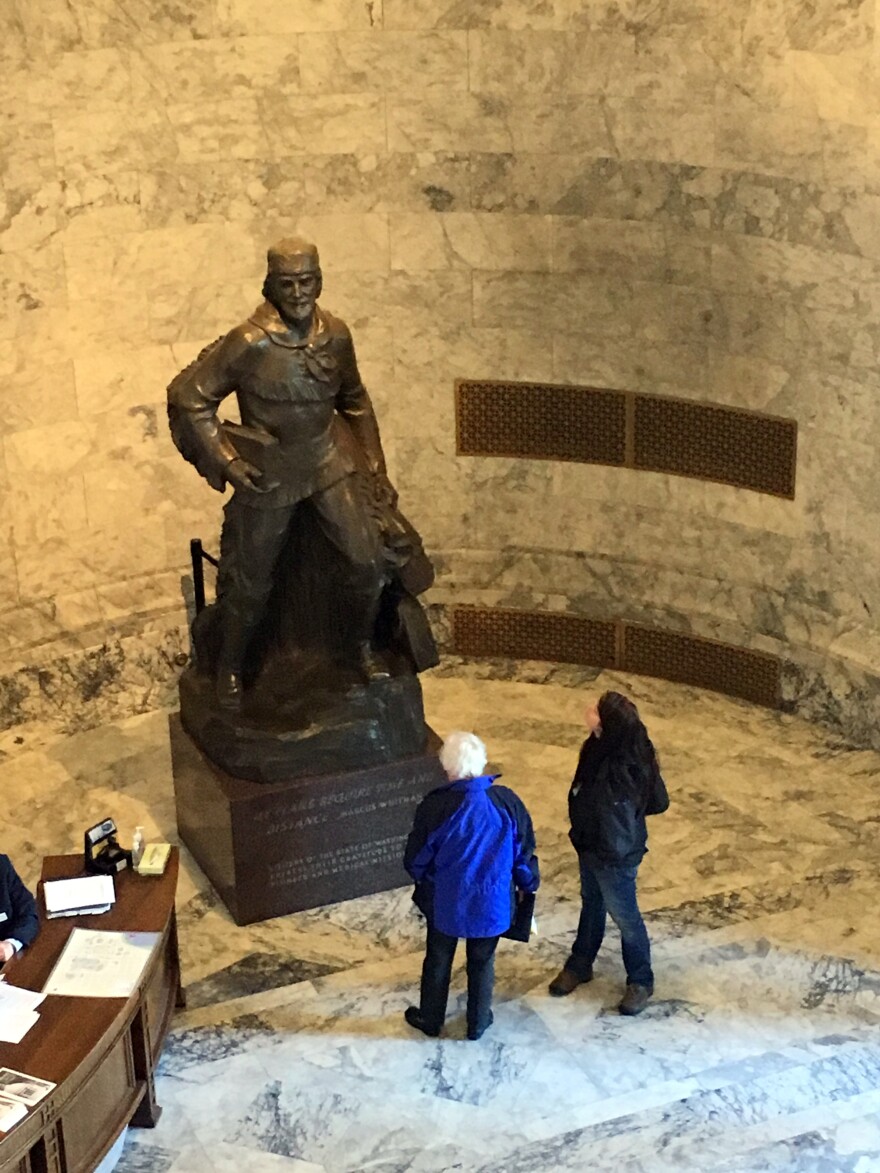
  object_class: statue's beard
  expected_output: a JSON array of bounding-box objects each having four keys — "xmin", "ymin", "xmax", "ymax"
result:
[{"xmin": 274, "ymin": 297, "xmax": 316, "ymax": 325}]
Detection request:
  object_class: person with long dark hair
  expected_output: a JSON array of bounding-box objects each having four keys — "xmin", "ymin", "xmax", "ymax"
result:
[{"xmin": 549, "ymin": 691, "xmax": 669, "ymax": 1015}]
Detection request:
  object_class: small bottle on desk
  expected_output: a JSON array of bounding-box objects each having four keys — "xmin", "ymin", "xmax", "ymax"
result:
[{"xmin": 131, "ymin": 826, "xmax": 145, "ymax": 870}]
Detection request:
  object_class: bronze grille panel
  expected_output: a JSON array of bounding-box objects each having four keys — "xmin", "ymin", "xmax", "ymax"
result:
[
  {"xmin": 621, "ymin": 625, "xmax": 780, "ymax": 707},
  {"xmin": 452, "ymin": 606, "xmax": 617, "ymax": 667},
  {"xmin": 456, "ymin": 380, "xmax": 797, "ymax": 498},
  {"xmin": 450, "ymin": 606, "xmax": 782, "ymax": 709},
  {"xmin": 633, "ymin": 396, "xmax": 796, "ymax": 498},
  {"xmin": 456, "ymin": 381, "xmax": 627, "ymax": 465}
]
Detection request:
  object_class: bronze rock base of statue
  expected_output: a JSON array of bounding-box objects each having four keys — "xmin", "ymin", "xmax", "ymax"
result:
[
  {"xmin": 178, "ymin": 647, "xmax": 430, "ymax": 786},
  {"xmin": 169, "ymin": 714, "xmax": 445, "ymax": 925}
]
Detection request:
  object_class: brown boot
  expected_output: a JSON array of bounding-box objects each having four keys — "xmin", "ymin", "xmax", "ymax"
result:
[
  {"xmin": 618, "ymin": 983, "xmax": 652, "ymax": 1016},
  {"xmin": 548, "ymin": 966, "xmax": 593, "ymax": 997}
]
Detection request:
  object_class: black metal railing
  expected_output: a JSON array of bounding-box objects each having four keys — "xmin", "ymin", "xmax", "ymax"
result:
[{"xmin": 189, "ymin": 538, "xmax": 218, "ymax": 615}]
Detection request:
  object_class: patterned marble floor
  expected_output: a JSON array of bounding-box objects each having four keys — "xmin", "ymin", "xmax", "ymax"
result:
[{"xmin": 3, "ymin": 662, "xmax": 880, "ymax": 1172}]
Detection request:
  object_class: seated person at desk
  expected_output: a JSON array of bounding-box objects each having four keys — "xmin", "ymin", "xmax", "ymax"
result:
[{"xmin": 0, "ymin": 854, "xmax": 39, "ymax": 962}]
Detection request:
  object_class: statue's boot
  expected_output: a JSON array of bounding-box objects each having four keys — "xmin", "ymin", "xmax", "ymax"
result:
[
  {"xmin": 350, "ymin": 582, "xmax": 391, "ymax": 684},
  {"xmin": 215, "ymin": 615, "xmax": 253, "ymax": 710},
  {"xmin": 216, "ymin": 669, "xmax": 244, "ymax": 710},
  {"xmin": 357, "ymin": 640, "xmax": 390, "ymax": 682}
]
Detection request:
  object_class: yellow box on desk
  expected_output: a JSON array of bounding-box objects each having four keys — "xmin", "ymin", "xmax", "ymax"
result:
[{"xmin": 136, "ymin": 843, "xmax": 171, "ymax": 876}]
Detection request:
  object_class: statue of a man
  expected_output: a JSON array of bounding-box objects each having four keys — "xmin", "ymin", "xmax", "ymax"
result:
[{"xmin": 168, "ymin": 237, "xmax": 412, "ymax": 710}]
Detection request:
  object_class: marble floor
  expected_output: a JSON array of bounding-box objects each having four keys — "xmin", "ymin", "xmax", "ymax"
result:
[{"xmin": 3, "ymin": 662, "xmax": 880, "ymax": 1172}]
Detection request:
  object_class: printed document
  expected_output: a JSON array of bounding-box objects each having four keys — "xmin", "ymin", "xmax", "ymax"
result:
[
  {"xmin": 43, "ymin": 875, "xmax": 116, "ymax": 917},
  {"xmin": 0, "ymin": 984, "xmax": 45, "ymax": 1045},
  {"xmin": 0, "ymin": 1094, "xmax": 26, "ymax": 1133},
  {"xmin": 43, "ymin": 928, "xmax": 159, "ymax": 999}
]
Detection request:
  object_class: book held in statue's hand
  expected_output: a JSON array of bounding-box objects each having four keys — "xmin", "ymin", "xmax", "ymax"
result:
[{"xmin": 221, "ymin": 421, "xmax": 282, "ymax": 490}]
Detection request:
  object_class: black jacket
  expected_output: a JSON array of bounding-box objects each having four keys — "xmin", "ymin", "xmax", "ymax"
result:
[
  {"xmin": 0, "ymin": 855, "xmax": 39, "ymax": 949},
  {"xmin": 568, "ymin": 737, "xmax": 669, "ymax": 869}
]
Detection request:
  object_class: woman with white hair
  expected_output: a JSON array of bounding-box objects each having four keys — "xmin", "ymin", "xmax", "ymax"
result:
[{"xmin": 403, "ymin": 731, "xmax": 539, "ymax": 1040}]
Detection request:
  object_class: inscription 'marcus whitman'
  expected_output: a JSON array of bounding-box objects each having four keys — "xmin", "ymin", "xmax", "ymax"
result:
[
  {"xmin": 262, "ymin": 790, "xmax": 417, "ymax": 837},
  {"xmin": 251, "ymin": 770, "xmax": 439, "ymax": 837}
]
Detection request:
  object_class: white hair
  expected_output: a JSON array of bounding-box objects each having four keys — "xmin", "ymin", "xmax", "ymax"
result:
[{"xmin": 440, "ymin": 731, "xmax": 488, "ymax": 781}]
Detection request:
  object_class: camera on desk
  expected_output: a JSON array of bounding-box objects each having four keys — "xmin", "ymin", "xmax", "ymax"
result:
[{"xmin": 84, "ymin": 817, "xmax": 132, "ymax": 875}]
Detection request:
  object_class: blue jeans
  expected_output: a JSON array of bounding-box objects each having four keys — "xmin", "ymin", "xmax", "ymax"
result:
[{"xmin": 566, "ymin": 856, "xmax": 653, "ymax": 989}]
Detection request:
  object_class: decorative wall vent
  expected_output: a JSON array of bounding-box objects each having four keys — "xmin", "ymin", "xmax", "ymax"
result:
[
  {"xmin": 620, "ymin": 624, "xmax": 780, "ymax": 708},
  {"xmin": 451, "ymin": 606, "xmax": 782, "ymax": 709},
  {"xmin": 455, "ymin": 381, "xmax": 626, "ymax": 466},
  {"xmin": 632, "ymin": 396, "xmax": 796, "ymax": 498},
  {"xmin": 456, "ymin": 380, "xmax": 797, "ymax": 498},
  {"xmin": 452, "ymin": 606, "xmax": 617, "ymax": 668}
]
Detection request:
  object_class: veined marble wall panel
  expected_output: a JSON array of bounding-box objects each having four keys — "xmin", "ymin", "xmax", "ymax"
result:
[
  {"xmin": 216, "ymin": 0, "xmax": 381, "ymax": 35},
  {"xmin": 0, "ymin": 0, "xmax": 878, "ymax": 746}
]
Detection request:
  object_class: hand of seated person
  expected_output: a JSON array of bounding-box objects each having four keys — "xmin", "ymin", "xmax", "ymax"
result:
[{"xmin": 0, "ymin": 940, "xmax": 16, "ymax": 963}]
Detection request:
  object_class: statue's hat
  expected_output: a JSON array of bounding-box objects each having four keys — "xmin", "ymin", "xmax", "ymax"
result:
[{"xmin": 267, "ymin": 236, "xmax": 320, "ymax": 271}]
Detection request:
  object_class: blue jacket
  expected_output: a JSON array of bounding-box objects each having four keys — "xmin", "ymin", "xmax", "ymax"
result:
[
  {"xmin": 404, "ymin": 775, "xmax": 540, "ymax": 938},
  {"xmin": 0, "ymin": 855, "xmax": 39, "ymax": 950}
]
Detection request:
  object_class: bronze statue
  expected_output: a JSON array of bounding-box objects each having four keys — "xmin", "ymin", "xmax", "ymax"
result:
[{"xmin": 167, "ymin": 237, "xmax": 436, "ymax": 780}]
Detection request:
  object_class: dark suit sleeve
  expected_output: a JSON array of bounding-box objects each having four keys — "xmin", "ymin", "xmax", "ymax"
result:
[
  {"xmin": 513, "ymin": 802, "xmax": 540, "ymax": 893},
  {"xmin": 404, "ymin": 797, "xmax": 435, "ymax": 882},
  {"xmin": 490, "ymin": 788, "xmax": 540, "ymax": 893},
  {"xmin": 1, "ymin": 856, "xmax": 39, "ymax": 948},
  {"xmin": 403, "ymin": 788, "xmax": 461, "ymax": 881}
]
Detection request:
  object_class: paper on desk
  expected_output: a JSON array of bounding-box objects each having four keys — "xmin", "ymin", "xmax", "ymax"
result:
[
  {"xmin": 0, "ymin": 985, "xmax": 44, "ymax": 1013},
  {"xmin": 0, "ymin": 984, "xmax": 44, "ymax": 1044},
  {"xmin": 43, "ymin": 928, "xmax": 159, "ymax": 999},
  {"xmin": 46, "ymin": 904, "xmax": 111, "ymax": 920},
  {"xmin": 0, "ymin": 1066, "xmax": 56, "ymax": 1106},
  {"xmin": 0, "ymin": 1092, "xmax": 27, "ymax": 1132},
  {"xmin": 43, "ymin": 874, "xmax": 115, "ymax": 915},
  {"xmin": 0, "ymin": 1007, "xmax": 39, "ymax": 1045}
]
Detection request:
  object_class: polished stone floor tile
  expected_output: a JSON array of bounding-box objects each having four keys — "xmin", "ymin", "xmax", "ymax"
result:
[{"xmin": 4, "ymin": 666, "xmax": 879, "ymax": 1171}]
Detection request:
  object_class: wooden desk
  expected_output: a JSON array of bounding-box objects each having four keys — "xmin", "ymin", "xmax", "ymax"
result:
[{"xmin": 0, "ymin": 852, "xmax": 182, "ymax": 1173}]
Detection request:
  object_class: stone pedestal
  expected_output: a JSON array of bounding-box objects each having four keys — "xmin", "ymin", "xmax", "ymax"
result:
[{"xmin": 169, "ymin": 714, "xmax": 445, "ymax": 926}]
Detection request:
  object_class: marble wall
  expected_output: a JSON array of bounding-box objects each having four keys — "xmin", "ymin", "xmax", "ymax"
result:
[{"xmin": 2, "ymin": 0, "xmax": 879, "ymax": 743}]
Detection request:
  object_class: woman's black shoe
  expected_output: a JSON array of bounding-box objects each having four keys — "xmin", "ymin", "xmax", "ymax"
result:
[
  {"xmin": 467, "ymin": 1010, "xmax": 494, "ymax": 1041},
  {"xmin": 404, "ymin": 1006, "xmax": 440, "ymax": 1037}
]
